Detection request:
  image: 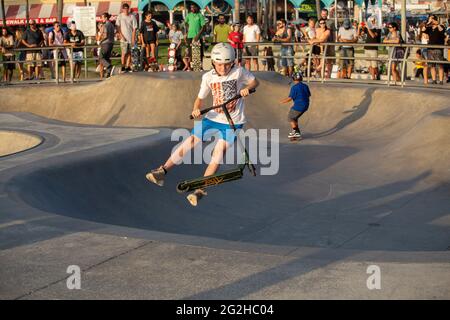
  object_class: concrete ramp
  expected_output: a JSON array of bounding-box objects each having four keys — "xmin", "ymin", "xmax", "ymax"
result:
[
  {"xmin": 1, "ymin": 73, "xmax": 449, "ymax": 251},
  {"xmin": 0, "ymin": 73, "xmax": 449, "ymax": 299},
  {"xmin": 0, "ymin": 130, "xmax": 42, "ymax": 157}
]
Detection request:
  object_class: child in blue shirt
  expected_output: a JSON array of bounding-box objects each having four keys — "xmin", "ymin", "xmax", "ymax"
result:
[{"xmin": 279, "ymin": 71, "xmax": 311, "ymax": 139}]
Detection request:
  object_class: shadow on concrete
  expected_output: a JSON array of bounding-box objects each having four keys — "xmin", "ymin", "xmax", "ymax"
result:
[
  {"xmin": 308, "ymin": 87, "xmax": 375, "ymax": 138},
  {"xmin": 4, "ymin": 134, "xmax": 449, "ymax": 252}
]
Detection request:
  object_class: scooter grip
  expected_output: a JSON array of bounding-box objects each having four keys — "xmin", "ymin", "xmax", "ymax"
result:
[{"xmin": 189, "ymin": 88, "xmax": 256, "ymax": 119}]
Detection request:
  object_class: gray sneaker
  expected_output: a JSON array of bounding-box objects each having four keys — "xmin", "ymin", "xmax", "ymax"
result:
[
  {"xmin": 187, "ymin": 189, "xmax": 207, "ymax": 206},
  {"xmin": 145, "ymin": 166, "xmax": 166, "ymax": 186}
]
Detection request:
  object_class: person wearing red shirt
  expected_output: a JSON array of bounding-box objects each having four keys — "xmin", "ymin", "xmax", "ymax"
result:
[{"xmin": 228, "ymin": 24, "xmax": 244, "ymax": 66}]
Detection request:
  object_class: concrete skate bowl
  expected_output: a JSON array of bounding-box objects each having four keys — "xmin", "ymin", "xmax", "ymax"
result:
[
  {"xmin": 2, "ymin": 72, "xmax": 450, "ymax": 251},
  {"xmin": 0, "ymin": 130, "xmax": 43, "ymax": 157}
]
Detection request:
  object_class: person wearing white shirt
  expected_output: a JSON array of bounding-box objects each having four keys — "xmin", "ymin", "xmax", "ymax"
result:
[
  {"xmin": 338, "ymin": 19, "xmax": 357, "ymax": 79},
  {"xmin": 243, "ymin": 16, "xmax": 261, "ymax": 71},
  {"xmin": 145, "ymin": 43, "xmax": 259, "ymax": 206},
  {"xmin": 116, "ymin": 3, "xmax": 137, "ymax": 72}
]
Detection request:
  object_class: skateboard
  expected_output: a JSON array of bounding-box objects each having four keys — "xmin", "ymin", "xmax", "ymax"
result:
[
  {"xmin": 191, "ymin": 40, "xmax": 202, "ymax": 72},
  {"xmin": 131, "ymin": 45, "xmax": 142, "ymax": 72},
  {"xmin": 289, "ymin": 136, "xmax": 303, "ymax": 142},
  {"xmin": 167, "ymin": 43, "xmax": 177, "ymax": 72}
]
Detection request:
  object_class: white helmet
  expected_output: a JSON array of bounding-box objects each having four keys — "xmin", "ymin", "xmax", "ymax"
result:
[{"xmin": 211, "ymin": 43, "xmax": 235, "ymax": 64}]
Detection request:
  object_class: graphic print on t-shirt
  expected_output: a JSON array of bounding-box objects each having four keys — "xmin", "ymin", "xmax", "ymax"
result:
[{"xmin": 211, "ymin": 80, "xmax": 238, "ymax": 113}]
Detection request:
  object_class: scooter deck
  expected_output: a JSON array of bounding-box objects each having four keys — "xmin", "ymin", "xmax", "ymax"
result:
[{"xmin": 176, "ymin": 167, "xmax": 244, "ymax": 193}]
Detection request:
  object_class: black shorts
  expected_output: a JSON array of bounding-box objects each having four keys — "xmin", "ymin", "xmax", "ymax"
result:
[
  {"xmin": 3, "ymin": 55, "xmax": 15, "ymax": 70},
  {"xmin": 312, "ymin": 45, "xmax": 321, "ymax": 55}
]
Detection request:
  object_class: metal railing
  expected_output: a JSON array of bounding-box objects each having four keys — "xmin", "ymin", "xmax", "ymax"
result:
[
  {"xmin": 0, "ymin": 43, "xmax": 126, "ymax": 84},
  {"xmin": 1, "ymin": 41, "xmax": 449, "ymax": 89},
  {"xmin": 241, "ymin": 41, "xmax": 450, "ymax": 88}
]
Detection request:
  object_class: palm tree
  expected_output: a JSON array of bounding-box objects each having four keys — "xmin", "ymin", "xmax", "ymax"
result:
[
  {"xmin": 1, "ymin": 0, "xmax": 6, "ymax": 28},
  {"xmin": 316, "ymin": 0, "xmax": 321, "ymax": 18},
  {"xmin": 263, "ymin": 0, "xmax": 269, "ymax": 37},
  {"xmin": 234, "ymin": 0, "xmax": 240, "ymax": 23},
  {"xmin": 273, "ymin": 0, "xmax": 277, "ymax": 28},
  {"xmin": 26, "ymin": 0, "xmax": 29, "ymax": 25},
  {"xmin": 257, "ymin": 0, "xmax": 262, "ymax": 26},
  {"xmin": 57, "ymin": 0, "xmax": 63, "ymax": 23}
]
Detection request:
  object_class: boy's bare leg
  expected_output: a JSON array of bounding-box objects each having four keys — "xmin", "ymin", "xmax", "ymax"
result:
[
  {"xmin": 186, "ymin": 140, "xmax": 229, "ymax": 206},
  {"xmin": 163, "ymin": 135, "xmax": 201, "ymax": 171},
  {"xmin": 290, "ymin": 120, "xmax": 298, "ymax": 129},
  {"xmin": 203, "ymin": 139, "xmax": 229, "ymax": 177}
]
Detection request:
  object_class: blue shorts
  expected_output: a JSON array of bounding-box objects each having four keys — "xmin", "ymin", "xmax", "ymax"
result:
[{"xmin": 191, "ymin": 118, "xmax": 243, "ymax": 145}]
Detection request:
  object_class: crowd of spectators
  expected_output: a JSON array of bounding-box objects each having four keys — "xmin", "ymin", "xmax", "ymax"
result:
[{"xmin": 1, "ymin": 4, "xmax": 449, "ymax": 85}]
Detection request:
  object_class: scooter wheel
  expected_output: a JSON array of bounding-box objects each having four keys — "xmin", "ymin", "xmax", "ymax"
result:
[{"xmin": 176, "ymin": 182, "xmax": 189, "ymax": 193}]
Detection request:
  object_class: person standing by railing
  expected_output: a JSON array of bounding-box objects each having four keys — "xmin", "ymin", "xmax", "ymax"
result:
[
  {"xmin": 228, "ymin": 23, "xmax": 244, "ymax": 67},
  {"xmin": 14, "ymin": 29, "xmax": 26, "ymax": 81},
  {"xmin": 338, "ymin": 19, "xmax": 357, "ymax": 79},
  {"xmin": 422, "ymin": 15, "xmax": 446, "ymax": 85},
  {"xmin": 48, "ymin": 21, "xmax": 67, "ymax": 82},
  {"xmin": 39, "ymin": 25, "xmax": 52, "ymax": 79},
  {"xmin": 94, "ymin": 22, "xmax": 104, "ymax": 72},
  {"xmin": 273, "ymin": 19, "xmax": 294, "ymax": 77},
  {"xmin": 315, "ymin": 9, "xmax": 335, "ymax": 79},
  {"xmin": 243, "ymin": 15, "xmax": 261, "ymax": 71},
  {"xmin": 360, "ymin": 16, "xmax": 381, "ymax": 81},
  {"xmin": 294, "ymin": 24, "xmax": 303, "ymax": 43},
  {"xmin": 116, "ymin": 3, "xmax": 138, "ymax": 73},
  {"xmin": 383, "ymin": 22, "xmax": 403, "ymax": 84},
  {"xmin": 1, "ymin": 28, "xmax": 15, "ymax": 82},
  {"xmin": 309, "ymin": 19, "xmax": 331, "ymax": 78},
  {"xmin": 214, "ymin": 14, "xmax": 231, "ymax": 43},
  {"xmin": 303, "ymin": 18, "xmax": 317, "ymax": 43},
  {"xmin": 303, "ymin": 18, "xmax": 320, "ymax": 76},
  {"xmin": 22, "ymin": 20, "xmax": 44, "ymax": 80},
  {"xmin": 99, "ymin": 12, "xmax": 116, "ymax": 79},
  {"xmin": 418, "ymin": 22, "xmax": 429, "ymax": 59},
  {"xmin": 64, "ymin": 21, "xmax": 85, "ymax": 81}
]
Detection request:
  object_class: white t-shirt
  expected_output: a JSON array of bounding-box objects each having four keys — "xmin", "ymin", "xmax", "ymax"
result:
[
  {"xmin": 305, "ymin": 27, "xmax": 316, "ymax": 39},
  {"xmin": 169, "ymin": 30, "xmax": 183, "ymax": 45},
  {"xmin": 243, "ymin": 24, "xmax": 260, "ymax": 43},
  {"xmin": 116, "ymin": 13, "xmax": 138, "ymax": 43},
  {"xmin": 198, "ymin": 66, "xmax": 256, "ymax": 125},
  {"xmin": 338, "ymin": 27, "xmax": 357, "ymax": 48}
]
